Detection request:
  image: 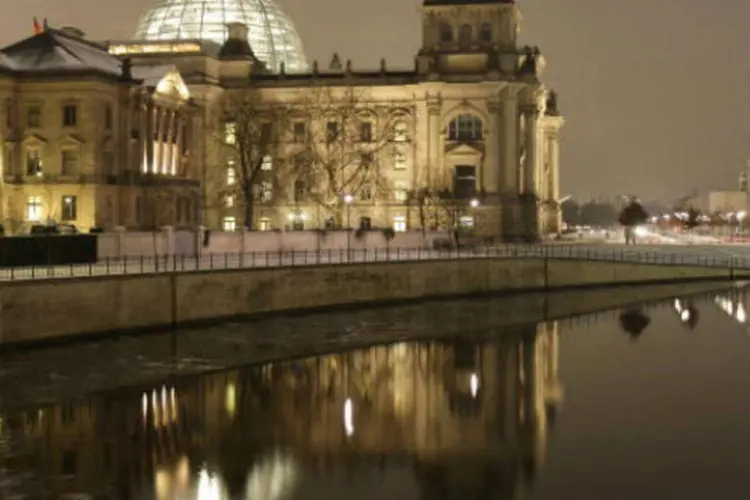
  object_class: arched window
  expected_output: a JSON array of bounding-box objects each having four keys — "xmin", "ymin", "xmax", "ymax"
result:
[
  {"xmin": 392, "ymin": 120, "xmax": 409, "ymax": 142},
  {"xmin": 459, "ymin": 24, "xmax": 472, "ymax": 44},
  {"xmin": 448, "ymin": 114, "xmax": 483, "ymax": 141},
  {"xmin": 440, "ymin": 23, "xmax": 453, "ymax": 42},
  {"xmin": 480, "ymin": 23, "xmax": 492, "ymax": 42}
]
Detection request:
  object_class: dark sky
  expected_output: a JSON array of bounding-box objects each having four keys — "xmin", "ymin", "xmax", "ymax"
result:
[{"xmin": 3, "ymin": 0, "xmax": 750, "ymax": 203}]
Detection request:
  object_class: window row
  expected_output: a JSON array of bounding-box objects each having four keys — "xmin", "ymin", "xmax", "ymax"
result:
[
  {"xmin": 6, "ymin": 148, "xmax": 83, "ymax": 177},
  {"xmin": 26, "ymin": 195, "xmax": 78, "ymax": 222},
  {"xmin": 221, "ymin": 213, "xmax": 475, "ymax": 233},
  {"xmin": 440, "ymin": 22, "xmax": 494, "ymax": 44},
  {"xmin": 223, "ymin": 119, "xmax": 411, "ymax": 145}
]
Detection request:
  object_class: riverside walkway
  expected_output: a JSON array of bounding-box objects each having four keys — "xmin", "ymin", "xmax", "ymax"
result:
[{"xmin": 1, "ymin": 243, "xmax": 749, "ymax": 281}]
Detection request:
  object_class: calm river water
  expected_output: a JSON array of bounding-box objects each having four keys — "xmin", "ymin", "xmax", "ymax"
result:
[{"xmin": 1, "ymin": 285, "xmax": 750, "ymax": 499}]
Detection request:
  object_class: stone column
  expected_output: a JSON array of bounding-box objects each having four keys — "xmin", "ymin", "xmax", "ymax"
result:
[
  {"xmin": 145, "ymin": 100, "xmax": 154, "ymax": 173},
  {"xmin": 154, "ymin": 106, "xmax": 167, "ymax": 174},
  {"xmin": 486, "ymin": 100, "xmax": 502, "ymax": 194},
  {"xmin": 173, "ymin": 113, "xmax": 184, "ymax": 176},
  {"xmin": 549, "ymin": 133, "xmax": 560, "ymax": 201},
  {"xmin": 427, "ymin": 99, "xmax": 441, "ymax": 187},
  {"xmin": 523, "ymin": 107, "xmax": 540, "ymax": 196},
  {"xmin": 163, "ymin": 109, "xmax": 176, "ymax": 175},
  {"xmin": 502, "ymin": 89, "xmax": 519, "ymax": 193}
]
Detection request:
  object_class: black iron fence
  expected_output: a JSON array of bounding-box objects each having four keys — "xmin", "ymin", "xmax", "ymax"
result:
[{"xmin": 0, "ymin": 243, "xmax": 747, "ymax": 281}]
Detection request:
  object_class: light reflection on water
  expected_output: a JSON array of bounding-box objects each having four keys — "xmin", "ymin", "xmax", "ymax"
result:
[{"xmin": 2, "ymin": 286, "xmax": 750, "ymax": 499}]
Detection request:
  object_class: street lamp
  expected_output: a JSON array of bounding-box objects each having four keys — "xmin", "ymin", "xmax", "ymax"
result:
[
  {"xmin": 470, "ymin": 198, "xmax": 480, "ymax": 231},
  {"xmin": 344, "ymin": 194, "xmax": 354, "ymax": 261}
]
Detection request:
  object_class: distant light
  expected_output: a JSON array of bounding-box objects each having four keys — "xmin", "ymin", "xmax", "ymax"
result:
[
  {"xmin": 225, "ymin": 382, "xmax": 237, "ymax": 417},
  {"xmin": 633, "ymin": 226, "xmax": 648, "ymax": 237},
  {"xmin": 469, "ymin": 373, "xmax": 480, "ymax": 398},
  {"xmin": 343, "ymin": 398, "xmax": 354, "ymax": 436},
  {"xmin": 343, "ymin": 194, "xmax": 353, "ymax": 204},
  {"xmin": 470, "ymin": 198, "xmax": 479, "ymax": 208}
]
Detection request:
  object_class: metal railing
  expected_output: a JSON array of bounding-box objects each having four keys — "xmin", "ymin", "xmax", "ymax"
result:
[{"xmin": 0, "ymin": 244, "xmax": 747, "ymax": 281}]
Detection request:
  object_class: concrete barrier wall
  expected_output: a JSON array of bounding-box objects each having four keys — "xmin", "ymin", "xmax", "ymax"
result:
[
  {"xmin": 0, "ymin": 258, "xmax": 734, "ymax": 346},
  {"xmin": 96, "ymin": 229, "xmax": 450, "ymax": 259}
]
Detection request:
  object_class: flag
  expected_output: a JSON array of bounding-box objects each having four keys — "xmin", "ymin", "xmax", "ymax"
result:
[{"xmin": 33, "ymin": 17, "xmax": 41, "ymax": 35}]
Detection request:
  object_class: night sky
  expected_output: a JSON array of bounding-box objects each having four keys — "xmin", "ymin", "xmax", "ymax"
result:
[{"xmin": 2, "ymin": 0, "xmax": 750, "ymax": 203}]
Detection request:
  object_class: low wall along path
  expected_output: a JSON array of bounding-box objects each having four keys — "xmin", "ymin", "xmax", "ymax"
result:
[{"xmin": 0, "ymin": 254, "xmax": 736, "ymax": 346}]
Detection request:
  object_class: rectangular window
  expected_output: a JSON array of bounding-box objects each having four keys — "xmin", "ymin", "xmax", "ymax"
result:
[
  {"xmin": 293, "ymin": 122, "xmax": 305, "ymax": 142},
  {"xmin": 5, "ymin": 99, "xmax": 12, "ymax": 128},
  {"xmin": 26, "ymin": 106, "xmax": 41, "ymax": 128},
  {"xmin": 393, "ymin": 150, "xmax": 407, "ymax": 170},
  {"xmin": 226, "ymin": 163, "xmax": 236, "ymax": 185},
  {"xmin": 393, "ymin": 182, "xmax": 408, "ymax": 202},
  {"xmin": 392, "ymin": 121, "xmax": 408, "ymax": 142},
  {"xmin": 260, "ymin": 181, "xmax": 273, "ymax": 202},
  {"xmin": 224, "ymin": 122, "xmax": 236, "ymax": 145},
  {"xmin": 104, "ymin": 104, "xmax": 113, "ymax": 130},
  {"xmin": 359, "ymin": 122, "xmax": 372, "ymax": 142},
  {"xmin": 360, "ymin": 152, "xmax": 373, "ymax": 169},
  {"xmin": 26, "ymin": 150, "xmax": 43, "ymax": 176},
  {"xmin": 225, "ymin": 195, "xmax": 234, "ymax": 208},
  {"xmin": 259, "ymin": 218, "xmax": 271, "ymax": 231},
  {"xmin": 261, "ymin": 155, "xmax": 272, "ymax": 171},
  {"xmin": 222, "ymin": 216, "xmax": 236, "ymax": 231},
  {"xmin": 260, "ymin": 122, "xmax": 273, "ymax": 144},
  {"xmin": 360, "ymin": 185, "xmax": 373, "ymax": 201},
  {"xmin": 61, "ymin": 150, "xmax": 78, "ymax": 176},
  {"xmin": 62, "ymin": 104, "xmax": 77, "ymax": 127},
  {"xmin": 27, "ymin": 196, "xmax": 42, "ymax": 221},
  {"xmin": 326, "ymin": 121, "xmax": 339, "ymax": 142},
  {"xmin": 393, "ymin": 216, "xmax": 406, "ymax": 232},
  {"xmin": 61, "ymin": 195, "xmax": 77, "ymax": 221},
  {"xmin": 453, "ymin": 165, "xmax": 476, "ymax": 199}
]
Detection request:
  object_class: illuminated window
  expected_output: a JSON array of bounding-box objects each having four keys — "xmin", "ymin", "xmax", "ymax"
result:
[
  {"xmin": 392, "ymin": 121, "xmax": 408, "ymax": 142},
  {"xmin": 393, "ymin": 182, "xmax": 407, "ymax": 202},
  {"xmin": 224, "ymin": 122, "xmax": 236, "ymax": 145},
  {"xmin": 259, "ymin": 218, "xmax": 271, "ymax": 230},
  {"xmin": 393, "ymin": 149, "xmax": 407, "ymax": 170},
  {"xmin": 27, "ymin": 196, "xmax": 42, "ymax": 221},
  {"xmin": 226, "ymin": 163, "xmax": 236, "ymax": 185},
  {"xmin": 222, "ymin": 216, "xmax": 236, "ymax": 231},
  {"xmin": 393, "ymin": 216, "xmax": 406, "ymax": 232},
  {"xmin": 225, "ymin": 195, "xmax": 234, "ymax": 208},
  {"xmin": 261, "ymin": 155, "xmax": 272, "ymax": 170},
  {"xmin": 61, "ymin": 195, "xmax": 77, "ymax": 221},
  {"xmin": 260, "ymin": 181, "xmax": 273, "ymax": 202}
]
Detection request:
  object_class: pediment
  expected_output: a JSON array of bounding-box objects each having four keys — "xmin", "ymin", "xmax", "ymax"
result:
[
  {"xmin": 154, "ymin": 70, "xmax": 190, "ymax": 101},
  {"xmin": 60, "ymin": 133, "xmax": 85, "ymax": 146},
  {"xmin": 445, "ymin": 142, "xmax": 484, "ymax": 157},
  {"xmin": 21, "ymin": 134, "xmax": 48, "ymax": 146}
]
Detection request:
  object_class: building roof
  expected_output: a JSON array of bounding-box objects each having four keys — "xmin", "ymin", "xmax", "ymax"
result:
[
  {"xmin": 0, "ymin": 52, "xmax": 15, "ymax": 71},
  {"xmin": 131, "ymin": 64, "xmax": 178, "ymax": 87},
  {"xmin": 0, "ymin": 28, "xmax": 124, "ymax": 77}
]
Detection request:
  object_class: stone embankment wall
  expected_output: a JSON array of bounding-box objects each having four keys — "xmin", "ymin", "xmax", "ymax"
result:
[{"xmin": 0, "ymin": 258, "xmax": 733, "ymax": 345}]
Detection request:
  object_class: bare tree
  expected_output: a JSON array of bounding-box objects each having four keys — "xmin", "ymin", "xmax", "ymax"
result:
[
  {"xmin": 211, "ymin": 88, "xmax": 289, "ymax": 230},
  {"xmin": 288, "ymin": 85, "xmax": 397, "ymax": 227}
]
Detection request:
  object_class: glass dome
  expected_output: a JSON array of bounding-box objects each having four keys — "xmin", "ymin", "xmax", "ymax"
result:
[{"xmin": 134, "ymin": 0, "xmax": 308, "ymax": 72}]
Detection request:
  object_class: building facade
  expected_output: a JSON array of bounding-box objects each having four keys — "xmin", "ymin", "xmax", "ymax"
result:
[
  {"xmin": 0, "ymin": 28, "xmax": 201, "ymax": 233},
  {"xmin": 0, "ymin": 0, "xmax": 563, "ymax": 240}
]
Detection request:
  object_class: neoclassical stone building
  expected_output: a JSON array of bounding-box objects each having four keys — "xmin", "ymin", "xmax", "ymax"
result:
[
  {"xmin": 0, "ymin": 0, "xmax": 563, "ymax": 239},
  {"xmin": 0, "ymin": 28, "xmax": 201, "ymax": 232}
]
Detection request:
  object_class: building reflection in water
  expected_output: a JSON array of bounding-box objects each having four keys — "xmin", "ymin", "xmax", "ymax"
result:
[{"xmin": 0, "ymin": 321, "xmax": 562, "ymax": 499}]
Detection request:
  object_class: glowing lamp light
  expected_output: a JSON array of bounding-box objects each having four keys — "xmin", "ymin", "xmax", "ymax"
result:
[
  {"xmin": 343, "ymin": 194, "xmax": 353, "ymax": 204},
  {"xmin": 470, "ymin": 198, "xmax": 480, "ymax": 208},
  {"xmin": 343, "ymin": 398, "xmax": 354, "ymax": 436},
  {"xmin": 469, "ymin": 373, "xmax": 480, "ymax": 398}
]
